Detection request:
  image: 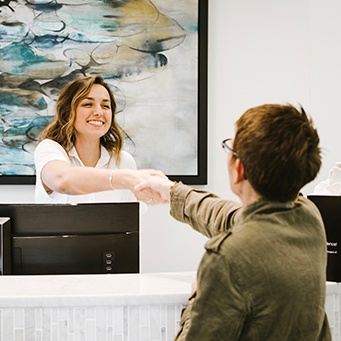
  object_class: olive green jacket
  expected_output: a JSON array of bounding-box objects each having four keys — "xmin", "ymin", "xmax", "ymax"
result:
[{"xmin": 171, "ymin": 183, "xmax": 331, "ymax": 341}]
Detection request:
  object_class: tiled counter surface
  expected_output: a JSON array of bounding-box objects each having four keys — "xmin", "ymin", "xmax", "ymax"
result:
[
  {"xmin": 0, "ymin": 272, "xmax": 195, "ymax": 341},
  {"xmin": 326, "ymin": 281, "xmax": 341, "ymax": 340},
  {"xmin": 0, "ymin": 273, "xmax": 340, "ymax": 341}
]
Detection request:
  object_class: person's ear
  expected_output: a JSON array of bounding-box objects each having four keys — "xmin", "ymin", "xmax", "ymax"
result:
[{"xmin": 234, "ymin": 158, "xmax": 246, "ymax": 183}]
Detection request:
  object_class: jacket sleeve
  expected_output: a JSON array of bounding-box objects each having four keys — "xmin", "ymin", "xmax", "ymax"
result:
[{"xmin": 169, "ymin": 182, "xmax": 242, "ymax": 238}]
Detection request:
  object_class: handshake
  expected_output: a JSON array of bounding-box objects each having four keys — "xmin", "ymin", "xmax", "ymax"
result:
[{"xmin": 131, "ymin": 169, "xmax": 176, "ymax": 204}]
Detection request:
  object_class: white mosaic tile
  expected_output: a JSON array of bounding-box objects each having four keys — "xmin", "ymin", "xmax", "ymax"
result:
[
  {"xmin": 0, "ymin": 304, "xmax": 181, "ymax": 340},
  {"xmin": 2, "ymin": 298, "xmax": 338, "ymax": 341}
]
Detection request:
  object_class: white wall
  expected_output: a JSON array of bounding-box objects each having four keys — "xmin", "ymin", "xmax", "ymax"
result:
[{"xmin": 1, "ymin": 0, "xmax": 340, "ymax": 273}]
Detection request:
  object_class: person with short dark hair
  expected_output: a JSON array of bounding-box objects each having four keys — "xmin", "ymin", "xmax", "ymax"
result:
[{"xmin": 135, "ymin": 104, "xmax": 331, "ymax": 340}]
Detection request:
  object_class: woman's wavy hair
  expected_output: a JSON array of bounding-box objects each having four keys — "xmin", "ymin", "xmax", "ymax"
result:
[
  {"xmin": 233, "ymin": 104, "xmax": 322, "ymax": 202},
  {"xmin": 39, "ymin": 75, "xmax": 124, "ymax": 163}
]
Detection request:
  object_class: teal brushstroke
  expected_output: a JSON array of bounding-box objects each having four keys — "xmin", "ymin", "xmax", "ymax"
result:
[{"xmin": 0, "ymin": 42, "xmax": 49, "ymax": 75}]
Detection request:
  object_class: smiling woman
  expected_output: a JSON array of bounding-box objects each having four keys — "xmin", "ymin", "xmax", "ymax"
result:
[
  {"xmin": 73, "ymin": 84, "xmax": 113, "ymax": 159},
  {"xmin": 34, "ymin": 75, "xmax": 160, "ymax": 205}
]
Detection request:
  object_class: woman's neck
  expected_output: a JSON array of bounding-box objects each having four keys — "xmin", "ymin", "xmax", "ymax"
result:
[{"xmin": 74, "ymin": 139, "xmax": 101, "ymax": 167}]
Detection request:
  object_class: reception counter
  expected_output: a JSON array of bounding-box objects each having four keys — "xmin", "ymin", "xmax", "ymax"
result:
[
  {"xmin": 325, "ymin": 281, "xmax": 341, "ymax": 340},
  {"xmin": 0, "ymin": 272, "xmax": 195, "ymax": 341},
  {"xmin": 0, "ymin": 272, "xmax": 340, "ymax": 340}
]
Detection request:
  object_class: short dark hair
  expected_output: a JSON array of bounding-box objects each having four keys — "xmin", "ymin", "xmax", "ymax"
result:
[{"xmin": 233, "ymin": 104, "xmax": 322, "ymax": 202}]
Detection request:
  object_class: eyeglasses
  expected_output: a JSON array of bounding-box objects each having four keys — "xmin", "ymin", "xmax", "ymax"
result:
[{"xmin": 221, "ymin": 138, "xmax": 238, "ymax": 158}]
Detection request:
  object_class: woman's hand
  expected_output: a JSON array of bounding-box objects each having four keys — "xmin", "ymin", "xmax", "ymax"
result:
[{"xmin": 134, "ymin": 170, "xmax": 175, "ymax": 204}]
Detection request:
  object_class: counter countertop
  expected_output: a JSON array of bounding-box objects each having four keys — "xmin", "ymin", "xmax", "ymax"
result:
[
  {"xmin": 0, "ymin": 271, "xmax": 196, "ymax": 308},
  {"xmin": 0, "ymin": 271, "xmax": 339, "ymax": 308}
]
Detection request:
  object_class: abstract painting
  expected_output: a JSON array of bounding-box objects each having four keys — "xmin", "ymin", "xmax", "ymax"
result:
[{"xmin": 0, "ymin": 0, "xmax": 208, "ymax": 184}]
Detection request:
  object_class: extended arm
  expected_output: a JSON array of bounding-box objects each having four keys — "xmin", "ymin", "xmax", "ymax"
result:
[
  {"xmin": 170, "ymin": 183, "xmax": 241, "ymax": 238},
  {"xmin": 135, "ymin": 174, "xmax": 241, "ymax": 237},
  {"xmin": 41, "ymin": 160, "xmax": 154, "ymax": 198},
  {"xmin": 35, "ymin": 140, "xmax": 162, "ymax": 202}
]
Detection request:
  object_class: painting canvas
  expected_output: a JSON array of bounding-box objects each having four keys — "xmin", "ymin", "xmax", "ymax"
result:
[{"xmin": 0, "ymin": 0, "xmax": 208, "ymax": 184}]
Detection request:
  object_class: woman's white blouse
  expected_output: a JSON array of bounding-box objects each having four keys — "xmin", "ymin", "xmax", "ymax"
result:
[{"xmin": 34, "ymin": 139, "xmax": 137, "ymax": 204}]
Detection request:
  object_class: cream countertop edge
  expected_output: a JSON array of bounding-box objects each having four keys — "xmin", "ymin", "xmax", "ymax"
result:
[
  {"xmin": 0, "ymin": 272, "xmax": 338, "ymax": 308},
  {"xmin": 0, "ymin": 272, "xmax": 196, "ymax": 308}
]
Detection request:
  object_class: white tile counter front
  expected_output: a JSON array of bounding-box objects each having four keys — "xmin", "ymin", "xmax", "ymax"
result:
[
  {"xmin": 326, "ymin": 282, "xmax": 341, "ymax": 340},
  {"xmin": 0, "ymin": 273, "xmax": 340, "ymax": 341},
  {"xmin": 0, "ymin": 272, "xmax": 195, "ymax": 341}
]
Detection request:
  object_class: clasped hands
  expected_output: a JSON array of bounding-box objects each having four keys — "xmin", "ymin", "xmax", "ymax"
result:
[{"xmin": 131, "ymin": 169, "xmax": 174, "ymax": 204}]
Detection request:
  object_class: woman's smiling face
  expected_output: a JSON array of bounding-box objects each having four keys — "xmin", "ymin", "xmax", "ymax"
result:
[{"xmin": 74, "ymin": 84, "xmax": 112, "ymax": 141}]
